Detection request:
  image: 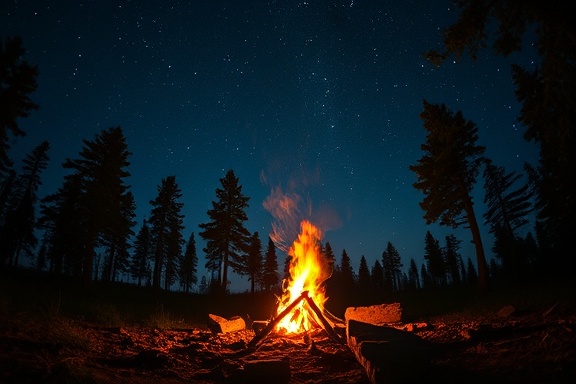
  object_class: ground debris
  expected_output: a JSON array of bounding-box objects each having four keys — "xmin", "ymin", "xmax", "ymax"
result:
[{"xmin": 1, "ymin": 310, "xmax": 575, "ymax": 383}]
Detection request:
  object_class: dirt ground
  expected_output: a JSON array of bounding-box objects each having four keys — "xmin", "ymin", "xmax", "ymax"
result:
[{"xmin": 1, "ymin": 302, "xmax": 575, "ymax": 384}]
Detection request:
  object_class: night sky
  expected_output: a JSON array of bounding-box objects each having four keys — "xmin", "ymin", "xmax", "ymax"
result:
[{"xmin": 2, "ymin": 1, "xmax": 539, "ymax": 291}]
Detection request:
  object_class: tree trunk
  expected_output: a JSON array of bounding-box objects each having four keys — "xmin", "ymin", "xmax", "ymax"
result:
[
  {"xmin": 222, "ymin": 255, "xmax": 229, "ymax": 293},
  {"xmin": 463, "ymin": 194, "xmax": 488, "ymax": 292}
]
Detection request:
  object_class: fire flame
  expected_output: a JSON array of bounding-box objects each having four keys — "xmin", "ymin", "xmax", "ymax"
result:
[{"xmin": 275, "ymin": 220, "xmax": 331, "ymax": 334}]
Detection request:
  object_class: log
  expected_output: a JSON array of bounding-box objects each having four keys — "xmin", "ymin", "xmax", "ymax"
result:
[
  {"xmin": 247, "ymin": 291, "xmax": 308, "ymax": 350},
  {"xmin": 345, "ymin": 303, "xmax": 402, "ymax": 326},
  {"xmin": 347, "ymin": 320, "xmax": 430, "ymax": 384},
  {"xmin": 207, "ymin": 314, "xmax": 246, "ymax": 333},
  {"xmin": 304, "ymin": 295, "xmax": 344, "ymax": 344}
]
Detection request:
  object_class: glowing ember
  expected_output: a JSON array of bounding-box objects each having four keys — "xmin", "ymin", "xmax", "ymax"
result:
[{"xmin": 275, "ymin": 220, "xmax": 331, "ymax": 334}]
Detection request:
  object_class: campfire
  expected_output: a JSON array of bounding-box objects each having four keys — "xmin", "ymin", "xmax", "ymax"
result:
[{"xmin": 249, "ymin": 220, "xmax": 344, "ymax": 349}]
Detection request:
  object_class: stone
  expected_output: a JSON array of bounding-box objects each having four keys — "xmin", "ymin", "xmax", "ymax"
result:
[
  {"xmin": 207, "ymin": 314, "xmax": 246, "ymax": 333},
  {"xmin": 345, "ymin": 303, "xmax": 402, "ymax": 326}
]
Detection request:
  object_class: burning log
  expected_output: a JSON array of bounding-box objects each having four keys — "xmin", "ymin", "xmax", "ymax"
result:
[
  {"xmin": 247, "ymin": 290, "xmax": 309, "ymax": 349},
  {"xmin": 304, "ymin": 294, "xmax": 344, "ymax": 344},
  {"xmin": 247, "ymin": 291, "xmax": 344, "ymax": 350}
]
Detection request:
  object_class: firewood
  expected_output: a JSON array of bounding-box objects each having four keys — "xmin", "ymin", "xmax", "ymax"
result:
[{"xmin": 207, "ymin": 314, "xmax": 246, "ymax": 333}]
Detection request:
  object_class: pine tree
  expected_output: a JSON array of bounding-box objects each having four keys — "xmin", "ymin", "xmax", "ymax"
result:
[
  {"xmin": 101, "ymin": 191, "xmax": 136, "ymax": 282},
  {"xmin": 60, "ymin": 127, "xmax": 132, "ymax": 286},
  {"xmin": 338, "ymin": 249, "xmax": 355, "ymax": 305},
  {"xmin": 443, "ymin": 234, "xmax": 462, "ymax": 286},
  {"xmin": 370, "ymin": 259, "xmax": 384, "ymax": 291},
  {"xmin": 164, "ymin": 223, "xmax": 184, "ymax": 291},
  {"xmin": 199, "ymin": 169, "xmax": 250, "ymax": 293},
  {"xmin": 262, "ymin": 236, "xmax": 279, "ymax": 292},
  {"xmin": 426, "ymin": 0, "xmax": 576, "ymax": 272},
  {"xmin": 0, "ymin": 140, "xmax": 49, "ymax": 266},
  {"xmin": 246, "ymin": 231, "xmax": 263, "ymax": 294},
  {"xmin": 357, "ymin": 255, "xmax": 371, "ymax": 297},
  {"xmin": 179, "ymin": 232, "xmax": 198, "ymax": 293},
  {"xmin": 0, "ymin": 170, "xmax": 17, "ymax": 225},
  {"xmin": 424, "ymin": 231, "xmax": 446, "ymax": 287},
  {"xmin": 420, "ymin": 264, "xmax": 432, "ymax": 289},
  {"xmin": 410, "ymin": 101, "xmax": 488, "ymax": 291},
  {"xmin": 130, "ymin": 220, "xmax": 152, "ymax": 287},
  {"xmin": 38, "ymin": 174, "xmax": 85, "ymax": 277},
  {"xmin": 198, "ymin": 275, "xmax": 208, "ymax": 294},
  {"xmin": 148, "ymin": 175, "xmax": 184, "ymax": 290},
  {"xmin": 407, "ymin": 258, "xmax": 420, "ymax": 290},
  {"xmin": 323, "ymin": 242, "xmax": 336, "ymax": 277},
  {"xmin": 483, "ymin": 162, "xmax": 534, "ymax": 276},
  {"xmin": 0, "ymin": 36, "xmax": 39, "ymax": 176},
  {"xmin": 466, "ymin": 258, "xmax": 478, "ymax": 285},
  {"xmin": 382, "ymin": 242, "xmax": 403, "ymax": 292}
]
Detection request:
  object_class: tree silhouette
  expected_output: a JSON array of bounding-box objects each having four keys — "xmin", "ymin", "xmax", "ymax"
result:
[
  {"xmin": 382, "ymin": 241, "xmax": 402, "ymax": 292},
  {"xmin": 370, "ymin": 259, "xmax": 384, "ymax": 291},
  {"xmin": 0, "ymin": 140, "xmax": 49, "ymax": 266},
  {"xmin": 483, "ymin": 162, "xmax": 534, "ymax": 276},
  {"xmin": 39, "ymin": 174, "xmax": 84, "ymax": 277},
  {"xmin": 101, "ymin": 191, "xmax": 135, "ymax": 282},
  {"xmin": 483, "ymin": 162, "xmax": 534, "ymax": 235},
  {"xmin": 130, "ymin": 219, "xmax": 152, "ymax": 287},
  {"xmin": 199, "ymin": 169, "xmax": 250, "ymax": 293},
  {"xmin": 61, "ymin": 127, "xmax": 132, "ymax": 287},
  {"xmin": 337, "ymin": 249, "xmax": 355, "ymax": 306},
  {"xmin": 246, "ymin": 231, "xmax": 263, "ymax": 294},
  {"xmin": 425, "ymin": 0, "xmax": 576, "ymax": 274},
  {"xmin": 423, "ymin": 231, "xmax": 445, "ymax": 288},
  {"xmin": 148, "ymin": 175, "xmax": 184, "ymax": 290},
  {"xmin": 179, "ymin": 232, "xmax": 198, "ymax": 293},
  {"xmin": 407, "ymin": 258, "xmax": 420, "ymax": 290},
  {"xmin": 357, "ymin": 255, "xmax": 371, "ymax": 298},
  {"xmin": 420, "ymin": 264, "xmax": 431, "ymax": 289},
  {"xmin": 410, "ymin": 100, "xmax": 488, "ymax": 291},
  {"xmin": 262, "ymin": 236, "xmax": 279, "ymax": 292},
  {"xmin": 0, "ymin": 170, "xmax": 17, "ymax": 223},
  {"xmin": 0, "ymin": 36, "xmax": 39, "ymax": 176},
  {"xmin": 443, "ymin": 234, "xmax": 462, "ymax": 286}
]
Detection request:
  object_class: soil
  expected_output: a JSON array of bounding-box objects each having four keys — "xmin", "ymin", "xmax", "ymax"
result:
[{"xmin": 1, "ymin": 304, "xmax": 575, "ymax": 384}]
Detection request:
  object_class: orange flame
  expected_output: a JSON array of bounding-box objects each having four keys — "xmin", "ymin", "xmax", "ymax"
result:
[{"xmin": 275, "ymin": 220, "xmax": 331, "ymax": 334}]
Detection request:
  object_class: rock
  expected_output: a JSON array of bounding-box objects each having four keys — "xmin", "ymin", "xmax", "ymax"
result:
[
  {"xmin": 207, "ymin": 314, "xmax": 246, "ymax": 333},
  {"xmin": 345, "ymin": 303, "xmax": 402, "ymax": 326}
]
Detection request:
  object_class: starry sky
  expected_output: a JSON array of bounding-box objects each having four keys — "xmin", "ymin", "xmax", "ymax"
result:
[{"xmin": 2, "ymin": 0, "xmax": 539, "ymax": 291}]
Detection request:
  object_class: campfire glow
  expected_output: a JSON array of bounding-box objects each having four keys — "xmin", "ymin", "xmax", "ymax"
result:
[{"xmin": 275, "ymin": 220, "xmax": 330, "ymax": 334}]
